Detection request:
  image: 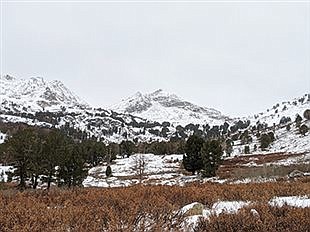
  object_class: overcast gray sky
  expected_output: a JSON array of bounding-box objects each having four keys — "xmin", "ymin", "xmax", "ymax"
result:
[{"xmin": 1, "ymin": 1, "xmax": 309, "ymax": 117}]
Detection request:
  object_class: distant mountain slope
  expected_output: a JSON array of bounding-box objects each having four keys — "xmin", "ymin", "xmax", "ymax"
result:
[
  {"xmin": 111, "ymin": 89, "xmax": 232, "ymax": 126},
  {"xmin": 0, "ymin": 75, "xmax": 89, "ymax": 113},
  {"xmin": 248, "ymin": 93, "xmax": 310, "ymax": 126}
]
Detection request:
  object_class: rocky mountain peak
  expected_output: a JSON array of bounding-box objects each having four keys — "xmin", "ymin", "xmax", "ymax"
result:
[
  {"xmin": 111, "ymin": 90, "xmax": 232, "ymax": 126},
  {"xmin": 0, "ymin": 75, "xmax": 89, "ymax": 113}
]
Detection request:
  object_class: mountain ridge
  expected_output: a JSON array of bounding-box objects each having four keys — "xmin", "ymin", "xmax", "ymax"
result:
[
  {"xmin": 111, "ymin": 89, "xmax": 232, "ymax": 126},
  {"xmin": 0, "ymin": 75, "xmax": 89, "ymax": 113}
]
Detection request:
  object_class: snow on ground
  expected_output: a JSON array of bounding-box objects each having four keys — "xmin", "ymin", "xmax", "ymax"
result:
[
  {"xmin": 247, "ymin": 94, "xmax": 309, "ymax": 127},
  {"xmin": 0, "ymin": 132, "xmax": 6, "ymax": 144},
  {"xmin": 181, "ymin": 195, "xmax": 310, "ymax": 231},
  {"xmin": 0, "ymin": 165, "xmax": 13, "ymax": 182},
  {"xmin": 0, "ymin": 115, "xmax": 53, "ymax": 128},
  {"xmin": 269, "ymin": 196, "xmax": 310, "ymax": 208},
  {"xmin": 231, "ymin": 122, "xmax": 310, "ymax": 158},
  {"xmin": 83, "ymin": 154, "xmax": 200, "ymax": 187},
  {"xmin": 270, "ymin": 123, "xmax": 310, "ymax": 154},
  {"xmin": 83, "ymin": 150, "xmax": 310, "ymax": 188},
  {"xmin": 206, "ymin": 201, "xmax": 250, "ymax": 216}
]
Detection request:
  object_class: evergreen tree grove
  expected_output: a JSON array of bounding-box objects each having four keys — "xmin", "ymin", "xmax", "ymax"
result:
[{"xmin": 183, "ymin": 135, "xmax": 223, "ymax": 177}]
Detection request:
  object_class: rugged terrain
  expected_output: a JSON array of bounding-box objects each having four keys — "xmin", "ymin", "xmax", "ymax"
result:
[
  {"xmin": 111, "ymin": 89, "xmax": 232, "ymax": 126},
  {"xmin": 0, "ymin": 75, "xmax": 310, "ymax": 187}
]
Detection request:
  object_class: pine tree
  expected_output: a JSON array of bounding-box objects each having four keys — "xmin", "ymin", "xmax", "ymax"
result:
[
  {"xmin": 244, "ymin": 145, "xmax": 250, "ymax": 154},
  {"xmin": 295, "ymin": 114, "xmax": 303, "ymax": 127},
  {"xmin": 183, "ymin": 135, "xmax": 204, "ymax": 175},
  {"xmin": 28, "ymin": 131, "xmax": 47, "ymax": 189},
  {"xmin": 106, "ymin": 166, "xmax": 112, "ymax": 177},
  {"xmin": 299, "ymin": 124, "xmax": 309, "ymax": 136},
  {"xmin": 303, "ymin": 109, "xmax": 310, "ymax": 120},
  {"xmin": 200, "ymin": 140, "xmax": 223, "ymax": 178}
]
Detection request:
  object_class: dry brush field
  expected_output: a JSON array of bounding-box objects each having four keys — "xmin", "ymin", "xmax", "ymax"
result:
[{"xmin": 0, "ymin": 178, "xmax": 309, "ymax": 232}]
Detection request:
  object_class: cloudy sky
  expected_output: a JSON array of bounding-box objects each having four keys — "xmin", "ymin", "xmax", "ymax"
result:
[{"xmin": 1, "ymin": 1, "xmax": 309, "ymax": 117}]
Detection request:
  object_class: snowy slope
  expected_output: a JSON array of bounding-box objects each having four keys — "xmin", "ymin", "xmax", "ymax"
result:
[
  {"xmin": 0, "ymin": 75, "xmax": 89, "ymax": 113},
  {"xmin": 248, "ymin": 93, "xmax": 310, "ymax": 127},
  {"xmin": 111, "ymin": 89, "xmax": 232, "ymax": 126}
]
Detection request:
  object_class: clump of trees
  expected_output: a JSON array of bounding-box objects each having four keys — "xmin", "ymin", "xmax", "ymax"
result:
[
  {"xmin": 1, "ymin": 128, "xmax": 107, "ymax": 189},
  {"xmin": 183, "ymin": 135, "xmax": 223, "ymax": 177}
]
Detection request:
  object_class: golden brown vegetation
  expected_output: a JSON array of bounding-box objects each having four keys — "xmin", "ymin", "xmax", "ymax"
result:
[
  {"xmin": 0, "ymin": 179, "xmax": 309, "ymax": 232},
  {"xmin": 196, "ymin": 205, "xmax": 310, "ymax": 232}
]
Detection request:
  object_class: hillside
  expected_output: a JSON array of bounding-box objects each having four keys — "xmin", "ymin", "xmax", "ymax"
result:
[{"xmin": 247, "ymin": 93, "xmax": 310, "ymax": 127}]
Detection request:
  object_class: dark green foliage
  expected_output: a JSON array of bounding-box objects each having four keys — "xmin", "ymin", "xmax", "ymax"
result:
[
  {"xmin": 279, "ymin": 116, "xmax": 291, "ymax": 125},
  {"xmin": 299, "ymin": 124, "xmax": 309, "ymax": 136},
  {"xmin": 57, "ymin": 143, "xmax": 87, "ymax": 188},
  {"xmin": 183, "ymin": 135, "xmax": 204, "ymax": 175},
  {"xmin": 268, "ymin": 132, "xmax": 275, "ymax": 141},
  {"xmin": 200, "ymin": 140, "xmax": 223, "ymax": 178},
  {"xmin": 107, "ymin": 143, "xmax": 119, "ymax": 162},
  {"xmin": 81, "ymin": 140, "xmax": 107, "ymax": 166},
  {"xmin": 224, "ymin": 139, "xmax": 233, "ymax": 157},
  {"xmin": 259, "ymin": 132, "xmax": 275, "ymax": 149},
  {"xmin": 240, "ymin": 130, "xmax": 252, "ymax": 145},
  {"xmin": 303, "ymin": 109, "xmax": 310, "ymax": 120},
  {"xmin": 4, "ymin": 128, "xmax": 41, "ymax": 189},
  {"xmin": 295, "ymin": 114, "xmax": 302, "ymax": 126},
  {"xmin": 161, "ymin": 127, "xmax": 170, "ymax": 137},
  {"xmin": 183, "ymin": 135, "xmax": 223, "ymax": 177},
  {"xmin": 2, "ymin": 128, "xmax": 90, "ymax": 190},
  {"xmin": 42, "ymin": 130, "xmax": 68, "ymax": 189},
  {"xmin": 120, "ymin": 140, "xmax": 135, "ymax": 158},
  {"xmin": 244, "ymin": 145, "xmax": 250, "ymax": 154},
  {"xmin": 106, "ymin": 166, "xmax": 112, "ymax": 177}
]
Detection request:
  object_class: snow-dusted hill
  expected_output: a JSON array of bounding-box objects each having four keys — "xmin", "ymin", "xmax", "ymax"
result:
[
  {"xmin": 0, "ymin": 75, "xmax": 89, "ymax": 113},
  {"xmin": 111, "ymin": 89, "xmax": 232, "ymax": 126},
  {"xmin": 248, "ymin": 93, "xmax": 310, "ymax": 127}
]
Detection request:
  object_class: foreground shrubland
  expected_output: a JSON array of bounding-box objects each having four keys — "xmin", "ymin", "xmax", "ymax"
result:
[{"xmin": 0, "ymin": 179, "xmax": 309, "ymax": 231}]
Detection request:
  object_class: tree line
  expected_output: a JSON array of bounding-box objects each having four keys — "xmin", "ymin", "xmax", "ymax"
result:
[{"xmin": 0, "ymin": 128, "xmax": 115, "ymax": 189}]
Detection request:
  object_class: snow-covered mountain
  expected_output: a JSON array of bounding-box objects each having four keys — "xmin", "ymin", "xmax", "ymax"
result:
[
  {"xmin": 0, "ymin": 75, "xmax": 177, "ymax": 143},
  {"xmin": 111, "ymin": 89, "xmax": 232, "ymax": 126},
  {"xmin": 0, "ymin": 75, "xmax": 89, "ymax": 113},
  {"xmin": 0, "ymin": 75, "xmax": 309, "ymax": 151}
]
